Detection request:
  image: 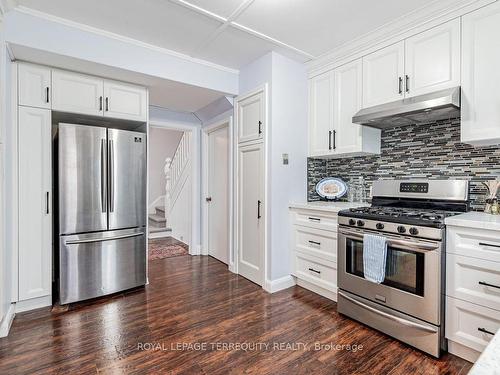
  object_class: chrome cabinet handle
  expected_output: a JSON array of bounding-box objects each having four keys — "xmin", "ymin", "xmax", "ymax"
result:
[
  {"xmin": 308, "ymin": 217, "xmax": 321, "ymax": 222},
  {"xmin": 308, "ymin": 268, "xmax": 321, "ymax": 274},
  {"xmin": 405, "ymin": 75, "xmax": 410, "ymax": 93},
  {"xmin": 45, "ymin": 87, "xmax": 50, "ymax": 103},
  {"xmin": 257, "ymin": 200, "xmax": 262, "ymax": 219},
  {"xmin": 478, "ymin": 327, "xmax": 495, "ymax": 336},
  {"xmin": 258, "ymin": 120, "xmax": 262, "ymax": 135},
  {"xmin": 398, "ymin": 77, "xmax": 403, "ymax": 94},
  {"xmin": 339, "ymin": 291, "xmax": 438, "ymax": 333},
  {"xmin": 105, "ymin": 97, "xmax": 109, "ymax": 111},
  {"xmin": 308, "ymin": 240, "xmax": 321, "ymax": 246},
  {"xmin": 332, "ymin": 130, "xmax": 336, "ymax": 150},
  {"xmin": 45, "ymin": 191, "xmax": 49, "ymax": 214},
  {"xmin": 479, "ymin": 242, "xmax": 500, "ymax": 249},
  {"xmin": 479, "ymin": 281, "xmax": 500, "ymax": 290},
  {"xmin": 66, "ymin": 232, "xmax": 144, "ymax": 245},
  {"xmin": 99, "ymin": 96, "xmax": 103, "ymax": 111},
  {"xmin": 328, "ymin": 130, "xmax": 332, "ymax": 150}
]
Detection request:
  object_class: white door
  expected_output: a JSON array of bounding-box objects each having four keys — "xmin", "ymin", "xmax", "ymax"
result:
[
  {"xmin": 18, "ymin": 106, "xmax": 52, "ymax": 301},
  {"xmin": 405, "ymin": 19, "xmax": 460, "ymax": 98},
  {"xmin": 309, "ymin": 71, "xmax": 334, "ymax": 157},
  {"xmin": 362, "ymin": 41, "xmax": 405, "ymax": 108},
  {"xmin": 103, "ymin": 80, "xmax": 148, "ymax": 122},
  {"xmin": 238, "ymin": 142, "xmax": 264, "ymax": 285},
  {"xmin": 237, "ymin": 90, "xmax": 264, "ymax": 143},
  {"xmin": 207, "ymin": 125, "xmax": 229, "ymax": 264},
  {"xmin": 52, "ymin": 69, "xmax": 104, "ymax": 116},
  {"xmin": 18, "ymin": 63, "xmax": 51, "ymax": 109},
  {"xmin": 461, "ymin": 1, "xmax": 500, "ymax": 145},
  {"xmin": 333, "ymin": 59, "xmax": 363, "ymax": 154}
]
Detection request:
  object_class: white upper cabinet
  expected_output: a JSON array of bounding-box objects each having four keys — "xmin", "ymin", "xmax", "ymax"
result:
[
  {"xmin": 461, "ymin": 1, "xmax": 500, "ymax": 145},
  {"xmin": 237, "ymin": 89, "xmax": 265, "ymax": 144},
  {"xmin": 103, "ymin": 80, "xmax": 147, "ymax": 122},
  {"xmin": 18, "ymin": 63, "xmax": 51, "ymax": 109},
  {"xmin": 362, "ymin": 41, "xmax": 405, "ymax": 108},
  {"xmin": 405, "ymin": 19, "xmax": 460, "ymax": 97},
  {"xmin": 309, "ymin": 71, "xmax": 334, "ymax": 157},
  {"xmin": 309, "ymin": 60, "xmax": 381, "ymax": 158},
  {"xmin": 333, "ymin": 59, "xmax": 380, "ymax": 156},
  {"xmin": 52, "ymin": 70, "xmax": 104, "ymax": 116}
]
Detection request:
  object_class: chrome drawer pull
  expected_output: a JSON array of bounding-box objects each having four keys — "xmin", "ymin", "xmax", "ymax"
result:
[
  {"xmin": 308, "ymin": 217, "xmax": 320, "ymax": 222},
  {"xmin": 479, "ymin": 281, "xmax": 500, "ymax": 290},
  {"xmin": 478, "ymin": 327, "xmax": 495, "ymax": 335},
  {"xmin": 308, "ymin": 268, "xmax": 321, "ymax": 274},
  {"xmin": 479, "ymin": 242, "xmax": 500, "ymax": 249},
  {"xmin": 308, "ymin": 240, "xmax": 321, "ymax": 246}
]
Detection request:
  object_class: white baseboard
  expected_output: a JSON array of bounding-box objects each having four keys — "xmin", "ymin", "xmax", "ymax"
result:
[
  {"xmin": 448, "ymin": 341, "xmax": 478, "ymax": 363},
  {"xmin": 148, "ymin": 230, "xmax": 172, "ymax": 239},
  {"xmin": 0, "ymin": 304, "xmax": 16, "ymax": 338},
  {"xmin": 15, "ymin": 295, "xmax": 52, "ymax": 313},
  {"xmin": 264, "ymin": 275, "xmax": 296, "ymax": 293},
  {"xmin": 296, "ymin": 279, "xmax": 338, "ymax": 301},
  {"xmin": 189, "ymin": 244, "xmax": 201, "ymax": 256}
]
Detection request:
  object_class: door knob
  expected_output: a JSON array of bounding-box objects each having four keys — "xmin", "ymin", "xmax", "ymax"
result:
[{"xmin": 206, "ymin": 197, "xmax": 212, "ymax": 202}]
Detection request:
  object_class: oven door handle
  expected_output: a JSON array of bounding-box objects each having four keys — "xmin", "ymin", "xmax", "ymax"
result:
[
  {"xmin": 339, "ymin": 229, "xmax": 440, "ymax": 252},
  {"xmin": 338, "ymin": 291, "xmax": 438, "ymax": 333}
]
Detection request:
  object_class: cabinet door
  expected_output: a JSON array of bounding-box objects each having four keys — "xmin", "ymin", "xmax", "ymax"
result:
[
  {"xmin": 236, "ymin": 90, "xmax": 264, "ymax": 143},
  {"xmin": 52, "ymin": 69, "xmax": 104, "ymax": 116},
  {"xmin": 237, "ymin": 142, "xmax": 264, "ymax": 286},
  {"xmin": 103, "ymin": 80, "xmax": 147, "ymax": 122},
  {"xmin": 18, "ymin": 106, "xmax": 52, "ymax": 301},
  {"xmin": 309, "ymin": 71, "xmax": 334, "ymax": 157},
  {"xmin": 333, "ymin": 59, "xmax": 363, "ymax": 154},
  {"xmin": 362, "ymin": 41, "xmax": 405, "ymax": 107},
  {"xmin": 461, "ymin": 2, "xmax": 500, "ymax": 145},
  {"xmin": 18, "ymin": 63, "xmax": 51, "ymax": 109},
  {"xmin": 405, "ymin": 19, "xmax": 460, "ymax": 97}
]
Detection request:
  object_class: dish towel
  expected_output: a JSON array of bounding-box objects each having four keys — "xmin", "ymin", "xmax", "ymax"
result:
[{"xmin": 363, "ymin": 233, "xmax": 388, "ymax": 284}]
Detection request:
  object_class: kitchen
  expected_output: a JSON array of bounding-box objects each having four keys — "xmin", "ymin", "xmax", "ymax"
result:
[{"xmin": 1, "ymin": 0, "xmax": 500, "ymax": 374}]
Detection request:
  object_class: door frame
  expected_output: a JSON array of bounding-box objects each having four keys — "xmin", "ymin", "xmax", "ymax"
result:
[{"xmin": 201, "ymin": 117, "xmax": 233, "ymax": 269}]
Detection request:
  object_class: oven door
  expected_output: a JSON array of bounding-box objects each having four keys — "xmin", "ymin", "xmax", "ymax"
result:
[{"xmin": 338, "ymin": 226, "xmax": 442, "ymax": 325}]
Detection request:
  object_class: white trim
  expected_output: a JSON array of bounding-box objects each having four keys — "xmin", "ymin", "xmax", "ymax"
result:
[
  {"xmin": 296, "ymin": 279, "xmax": 338, "ymax": 301},
  {"xmin": 307, "ymin": 0, "xmax": 495, "ymax": 77},
  {"xmin": 264, "ymin": 275, "xmax": 296, "ymax": 294},
  {"xmin": 0, "ymin": 303, "xmax": 15, "ymax": 337},
  {"xmin": 14, "ymin": 6, "xmax": 239, "ymax": 75},
  {"xmin": 14, "ymin": 295, "xmax": 51, "ymax": 313},
  {"xmin": 201, "ymin": 117, "xmax": 232, "ymax": 267},
  {"xmin": 10, "ymin": 61, "xmax": 18, "ymax": 302}
]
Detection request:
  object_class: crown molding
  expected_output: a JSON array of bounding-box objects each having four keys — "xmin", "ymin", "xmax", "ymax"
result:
[
  {"xmin": 307, "ymin": 0, "xmax": 496, "ymax": 77},
  {"xmin": 0, "ymin": 0, "xmax": 16, "ymax": 15},
  {"xmin": 14, "ymin": 5, "xmax": 240, "ymax": 75}
]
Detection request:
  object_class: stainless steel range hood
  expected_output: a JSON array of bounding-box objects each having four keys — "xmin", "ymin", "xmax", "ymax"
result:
[{"xmin": 352, "ymin": 87, "xmax": 460, "ymax": 129}]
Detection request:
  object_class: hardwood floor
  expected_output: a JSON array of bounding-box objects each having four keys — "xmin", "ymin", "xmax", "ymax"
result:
[{"xmin": 0, "ymin": 256, "xmax": 472, "ymax": 374}]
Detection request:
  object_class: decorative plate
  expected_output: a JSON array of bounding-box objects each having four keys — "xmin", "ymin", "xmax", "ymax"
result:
[{"xmin": 315, "ymin": 177, "xmax": 348, "ymax": 200}]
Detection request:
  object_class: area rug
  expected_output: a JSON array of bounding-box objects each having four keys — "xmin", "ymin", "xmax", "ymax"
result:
[{"xmin": 149, "ymin": 237, "xmax": 189, "ymax": 260}]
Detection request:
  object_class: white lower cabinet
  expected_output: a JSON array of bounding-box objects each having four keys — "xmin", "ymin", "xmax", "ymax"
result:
[
  {"xmin": 18, "ymin": 106, "xmax": 52, "ymax": 302},
  {"xmin": 446, "ymin": 225, "xmax": 500, "ymax": 362},
  {"xmin": 290, "ymin": 207, "xmax": 339, "ymax": 300}
]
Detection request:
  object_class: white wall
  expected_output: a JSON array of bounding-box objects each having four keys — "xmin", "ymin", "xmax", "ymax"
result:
[
  {"xmin": 148, "ymin": 127, "xmax": 183, "ymax": 209},
  {"xmin": 238, "ymin": 52, "xmax": 308, "ymax": 283}
]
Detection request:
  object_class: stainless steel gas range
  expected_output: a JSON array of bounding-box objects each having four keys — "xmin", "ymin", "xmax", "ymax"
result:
[{"xmin": 336, "ymin": 179, "xmax": 469, "ymax": 357}]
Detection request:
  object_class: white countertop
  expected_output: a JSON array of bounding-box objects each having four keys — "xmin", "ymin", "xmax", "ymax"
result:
[
  {"xmin": 445, "ymin": 211, "xmax": 500, "ymax": 231},
  {"xmin": 289, "ymin": 201, "xmax": 368, "ymax": 213},
  {"xmin": 469, "ymin": 329, "xmax": 500, "ymax": 375}
]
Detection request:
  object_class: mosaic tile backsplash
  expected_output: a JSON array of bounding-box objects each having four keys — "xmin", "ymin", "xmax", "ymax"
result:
[{"xmin": 308, "ymin": 118, "xmax": 500, "ymax": 211}]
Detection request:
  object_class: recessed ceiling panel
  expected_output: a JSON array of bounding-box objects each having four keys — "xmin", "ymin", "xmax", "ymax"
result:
[
  {"xmin": 17, "ymin": 0, "xmax": 223, "ymax": 56},
  {"xmin": 236, "ymin": 0, "xmax": 437, "ymax": 57}
]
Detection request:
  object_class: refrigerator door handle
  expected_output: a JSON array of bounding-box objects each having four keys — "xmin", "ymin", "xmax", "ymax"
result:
[
  {"xmin": 101, "ymin": 139, "xmax": 107, "ymax": 213},
  {"xmin": 65, "ymin": 232, "xmax": 144, "ymax": 245},
  {"xmin": 108, "ymin": 139, "xmax": 115, "ymax": 213}
]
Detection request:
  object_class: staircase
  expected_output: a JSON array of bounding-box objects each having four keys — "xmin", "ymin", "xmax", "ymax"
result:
[{"xmin": 149, "ymin": 206, "xmax": 170, "ymax": 234}]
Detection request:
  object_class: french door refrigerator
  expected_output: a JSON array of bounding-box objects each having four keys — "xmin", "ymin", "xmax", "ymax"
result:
[{"xmin": 58, "ymin": 123, "xmax": 146, "ymax": 304}]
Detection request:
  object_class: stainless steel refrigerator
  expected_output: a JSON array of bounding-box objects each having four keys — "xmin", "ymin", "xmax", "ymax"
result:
[{"xmin": 57, "ymin": 123, "xmax": 147, "ymax": 304}]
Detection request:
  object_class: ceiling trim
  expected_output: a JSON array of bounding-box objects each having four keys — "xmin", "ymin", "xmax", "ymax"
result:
[
  {"xmin": 169, "ymin": 0, "xmax": 315, "ymax": 61},
  {"xmin": 307, "ymin": 0, "xmax": 496, "ymax": 76},
  {"xmin": 14, "ymin": 5, "xmax": 240, "ymax": 74}
]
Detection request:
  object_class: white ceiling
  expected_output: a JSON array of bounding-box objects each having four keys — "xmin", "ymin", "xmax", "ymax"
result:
[{"xmin": 16, "ymin": 0, "xmax": 440, "ymax": 70}]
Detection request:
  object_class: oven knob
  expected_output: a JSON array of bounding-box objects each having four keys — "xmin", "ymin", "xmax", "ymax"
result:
[
  {"xmin": 349, "ymin": 219, "xmax": 356, "ymax": 226},
  {"xmin": 357, "ymin": 220, "xmax": 365, "ymax": 227},
  {"xmin": 397, "ymin": 225, "xmax": 406, "ymax": 234},
  {"xmin": 409, "ymin": 227, "xmax": 419, "ymax": 236},
  {"xmin": 376, "ymin": 223, "xmax": 384, "ymax": 230}
]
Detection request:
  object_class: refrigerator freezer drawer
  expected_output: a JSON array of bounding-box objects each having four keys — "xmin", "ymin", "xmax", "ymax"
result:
[{"xmin": 59, "ymin": 228, "xmax": 146, "ymax": 304}]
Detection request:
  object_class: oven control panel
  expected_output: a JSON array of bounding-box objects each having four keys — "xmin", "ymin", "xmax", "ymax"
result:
[{"xmin": 399, "ymin": 182, "xmax": 429, "ymax": 193}]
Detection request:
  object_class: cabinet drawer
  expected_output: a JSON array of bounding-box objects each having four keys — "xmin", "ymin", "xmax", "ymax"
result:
[
  {"xmin": 447, "ymin": 227, "xmax": 500, "ymax": 263},
  {"xmin": 293, "ymin": 225, "xmax": 337, "ymax": 262},
  {"xmin": 447, "ymin": 254, "xmax": 500, "ymax": 311},
  {"xmin": 294, "ymin": 252, "xmax": 337, "ymax": 292},
  {"xmin": 446, "ymin": 297, "xmax": 500, "ymax": 353},
  {"xmin": 291, "ymin": 210, "xmax": 338, "ymax": 232}
]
